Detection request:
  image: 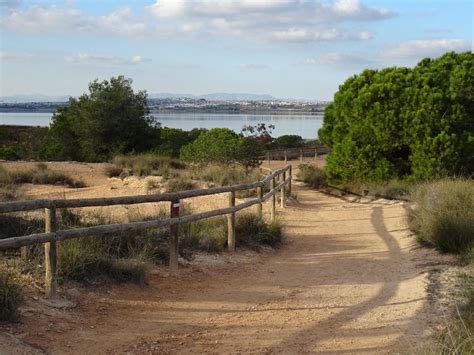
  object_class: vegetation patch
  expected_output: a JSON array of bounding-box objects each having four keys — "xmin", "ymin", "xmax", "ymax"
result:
[
  {"xmin": 409, "ymin": 179, "xmax": 474, "ymax": 254},
  {"xmin": 179, "ymin": 217, "xmax": 228, "ymax": 253},
  {"xmin": 112, "ymin": 154, "xmax": 185, "ymax": 177},
  {"xmin": 297, "ymin": 164, "xmax": 326, "ymax": 189},
  {"xmin": 0, "ymin": 164, "xmax": 85, "ymax": 188},
  {"xmin": 0, "ymin": 268, "xmax": 24, "ymax": 322},
  {"xmin": 236, "ymin": 213, "xmax": 283, "ymax": 248}
]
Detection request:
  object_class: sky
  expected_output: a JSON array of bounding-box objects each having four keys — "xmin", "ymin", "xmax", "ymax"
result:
[{"xmin": 0, "ymin": 0, "xmax": 472, "ymax": 101}]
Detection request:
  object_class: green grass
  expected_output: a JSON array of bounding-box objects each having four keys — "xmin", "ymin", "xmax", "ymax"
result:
[
  {"xmin": 179, "ymin": 217, "xmax": 228, "ymax": 253},
  {"xmin": 0, "ymin": 164, "xmax": 85, "ymax": 188},
  {"xmin": 409, "ymin": 179, "xmax": 474, "ymax": 254},
  {"xmin": 297, "ymin": 164, "xmax": 326, "ymax": 189},
  {"xmin": 0, "ymin": 269, "xmax": 24, "ymax": 322}
]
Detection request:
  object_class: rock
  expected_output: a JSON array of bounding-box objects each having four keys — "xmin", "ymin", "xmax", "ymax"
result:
[
  {"xmin": 38, "ymin": 297, "xmax": 77, "ymax": 309},
  {"xmin": 66, "ymin": 288, "xmax": 81, "ymax": 298}
]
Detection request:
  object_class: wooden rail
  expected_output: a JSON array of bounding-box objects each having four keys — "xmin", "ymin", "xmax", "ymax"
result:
[
  {"xmin": 261, "ymin": 147, "xmax": 330, "ymax": 164},
  {"xmin": 0, "ymin": 165, "xmax": 292, "ymax": 298}
]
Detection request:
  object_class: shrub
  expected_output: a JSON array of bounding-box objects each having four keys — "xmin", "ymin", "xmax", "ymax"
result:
[
  {"xmin": 104, "ymin": 165, "xmax": 123, "ymax": 178},
  {"xmin": 273, "ymin": 135, "xmax": 304, "ymax": 148},
  {"xmin": 191, "ymin": 164, "xmax": 263, "ymax": 187},
  {"xmin": 0, "ymin": 269, "xmax": 24, "ymax": 322},
  {"xmin": 297, "ymin": 164, "xmax": 326, "ymax": 189},
  {"xmin": 0, "ymin": 165, "xmax": 85, "ymax": 188},
  {"xmin": 179, "ymin": 217, "xmax": 228, "ymax": 253},
  {"xmin": 113, "ymin": 154, "xmax": 185, "ymax": 177},
  {"xmin": 409, "ymin": 179, "xmax": 474, "ymax": 253},
  {"xmin": 319, "ymin": 51, "xmax": 474, "ymax": 183},
  {"xmin": 235, "ymin": 213, "xmax": 282, "ymax": 248},
  {"xmin": 166, "ymin": 176, "xmax": 195, "ymax": 192}
]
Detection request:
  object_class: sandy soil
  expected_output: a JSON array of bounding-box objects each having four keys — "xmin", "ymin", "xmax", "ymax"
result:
[{"xmin": 0, "ymin": 158, "xmax": 458, "ymax": 353}]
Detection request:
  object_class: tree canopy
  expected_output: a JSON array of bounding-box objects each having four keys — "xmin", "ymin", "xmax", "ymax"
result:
[
  {"xmin": 48, "ymin": 76, "xmax": 159, "ymax": 162},
  {"xmin": 180, "ymin": 128, "xmax": 262, "ymax": 169},
  {"xmin": 319, "ymin": 51, "xmax": 474, "ymax": 183}
]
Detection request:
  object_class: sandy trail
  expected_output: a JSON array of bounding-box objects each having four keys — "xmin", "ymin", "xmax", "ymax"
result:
[{"xmin": 19, "ymin": 181, "xmax": 447, "ymax": 354}]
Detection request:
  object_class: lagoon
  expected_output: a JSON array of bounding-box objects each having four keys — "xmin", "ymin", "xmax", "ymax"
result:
[{"xmin": 0, "ymin": 112, "xmax": 324, "ymax": 138}]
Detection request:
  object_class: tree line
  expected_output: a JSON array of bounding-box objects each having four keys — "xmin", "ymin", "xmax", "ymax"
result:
[{"xmin": 0, "ymin": 76, "xmax": 313, "ymax": 167}]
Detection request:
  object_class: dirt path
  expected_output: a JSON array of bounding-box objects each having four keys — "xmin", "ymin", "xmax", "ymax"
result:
[{"xmin": 19, "ymin": 182, "xmax": 448, "ymax": 354}]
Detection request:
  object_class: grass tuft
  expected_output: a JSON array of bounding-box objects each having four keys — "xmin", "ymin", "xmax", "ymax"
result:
[
  {"xmin": 0, "ymin": 269, "xmax": 24, "ymax": 322},
  {"xmin": 297, "ymin": 164, "xmax": 326, "ymax": 189},
  {"xmin": 236, "ymin": 213, "xmax": 283, "ymax": 248},
  {"xmin": 0, "ymin": 164, "xmax": 85, "ymax": 188},
  {"xmin": 113, "ymin": 154, "xmax": 185, "ymax": 177},
  {"xmin": 409, "ymin": 179, "xmax": 474, "ymax": 254}
]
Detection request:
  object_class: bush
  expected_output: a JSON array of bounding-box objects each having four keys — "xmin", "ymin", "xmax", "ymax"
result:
[
  {"xmin": 273, "ymin": 135, "xmax": 304, "ymax": 148},
  {"xmin": 179, "ymin": 217, "xmax": 228, "ymax": 253},
  {"xmin": 0, "ymin": 269, "xmax": 24, "ymax": 322},
  {"xmin": 0, "ymin": 164, "xmax": 85, "ymax": 188},
  {"xmin": 319, "ymin": 51, "xmax": 474, "ymax": 183},
  {"xmin": 297, "ymin": 164, "xmax": 326, "ymax": 189},
  {"xmin": 166, "ymin": 176, "xmax": 195, "ymax": 192},
  {"xmin": 113, "ymin": 154, "xmax": 185, "ymax": 177},
  {"xmin": 104, "ymin": 165, "xmax": 123, "ymax": 178},
  {"xmin": 190, "ymin": 164, "xmax": 263, "ymax": 187},
  {"xmin": 235, "ymin": 213, "xmax": 282, "ymax": 248},
  {"xmin": 409, "ymin": 179, "xmax": 474, "ymax": 253}
]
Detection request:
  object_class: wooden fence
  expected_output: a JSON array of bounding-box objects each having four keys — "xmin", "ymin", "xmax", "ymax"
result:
[
  {"xmin": 0, "ymin": 165, "xmax": 292, "ymax": 298},
  {"xmin": 261, "ymin": 147, "xmax": 330, "ymax": 164}
]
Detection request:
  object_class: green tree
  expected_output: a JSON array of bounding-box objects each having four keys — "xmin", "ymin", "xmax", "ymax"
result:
[
  {"xmin": 180, "ymin": 128, "xmax": 262, "ymax": 169},
  {"xmin": 48, "ymin": 76, "xmax": 159, "ymax": 162},
  {"xmin": 273, "ymin": 135, "xmax": 304, "ymax": 148},
  {"xmin": 319, "ymin": 51, "xmax": 474, "ymax": 183}
]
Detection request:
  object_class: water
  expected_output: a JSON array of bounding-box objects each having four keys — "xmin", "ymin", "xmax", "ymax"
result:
[{"xmin": 0, "ymin": 112, "xmax": 324, "ymax": 138}]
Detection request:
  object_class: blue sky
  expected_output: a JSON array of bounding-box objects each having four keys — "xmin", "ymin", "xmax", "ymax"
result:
[{"xmin": 0, "ymin": 0, "xmax": 472, "ymax": 100}]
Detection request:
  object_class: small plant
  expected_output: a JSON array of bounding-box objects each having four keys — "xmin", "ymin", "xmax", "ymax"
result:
[
  {"xmin": 104, "ymin": 165, "xmax": 123, "ymax": 178},
  {"xmin": 409, "ymin": 179, "xmax": 474, "ymax": 254},
  {"xmin": 179, "ymin": 217, "xmax": 228, "ymax": 253},
  {"xmin": 113, "ymin": 154, "xmax": 185, "ymax": 177},
  {"xmin": 297, "ymin": 164, "xmax": 326, "ymax": 189},
  {"xmin": 166, "ymin": 176, "xmax": 195, "ymax": 192},
  {"xmin": 0, "ymin": 269, "xmax": 24, "ymax": 322},
  {"xmin": 0, "ymin": 165, "xmax": 85, "ymax": 188},
  {"xmin": 235, "ymin": 213, "xmax": 283, "ymax": 248}
]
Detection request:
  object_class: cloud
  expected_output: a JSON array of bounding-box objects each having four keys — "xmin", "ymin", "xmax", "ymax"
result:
[
  {"xmin": 66, "ymin": 53, "xmax": 151, "ymax": 65},
  {"xmin": 0, "ymin": 4, "xmax": 148, "ymax": 37},
  {"xmin": 146, "ymin": 0, "xmax": 393, "ymax": 43},
  {"xmin": 240, "ymin": 63, "xmax": 268, "ymax": 69},
  {"xmin": 0, "ymin": 1, "xmax": 394, "ymax": 43},
  {"xmin": 0, "ymin": 0, "xmax": 21, "ymax": 9},
  {"xmin": 303, "ymin": 52, "xmax": 374, "ymax": 66},
  {"xmin": 384, "ymin": 39, "xmax": 472, "ymax": 60}
]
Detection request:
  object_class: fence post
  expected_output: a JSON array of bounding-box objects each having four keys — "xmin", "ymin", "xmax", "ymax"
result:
[
  {"xmin": 44, "ymin": 207, "xmax": 57, "ymax": 299},
  {"xmin": 315, "ymin": 149, "xmax": 318, "ymax": 160},
  {"xmin": 284, "ymin": 150, "xmax": 287, "ymax": 162},
  {"xmin": 267, "ymin": 151, "xmax": 270, "ymax": 166},
  {"xmin": 227, "ymin": 191, "xmax": 236, "ymax": 252},
  {"xmin": 288, "ymin": 166, "xmax": 292, "ymax": 196},
  {"xmin": 300, "ymin": 149, "xmax": 303, "ymax": 162},
  {"xmin": 281, "ymin": 171, "xmax": 286, "ymax": 209},
  {"xmin": 257, "ymin": 185, "xmax": 263, "ymax": 219},
  {"xmin": 270, "ymin": 177, "xmax": 276, "ymax": 221},
  {"xmin": 169, "ymin": 198, "xmax": 180, "ymax": 270}
]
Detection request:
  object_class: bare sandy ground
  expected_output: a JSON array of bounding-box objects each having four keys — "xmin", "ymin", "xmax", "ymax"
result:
[{"xmin": 1, "ymin": 174, "xmax": 458, "ymax": 354}]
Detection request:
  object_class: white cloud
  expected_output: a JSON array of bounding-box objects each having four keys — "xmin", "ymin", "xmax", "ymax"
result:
[
  {"xmin": 146, "ymin": 0, "xmax": 393, "ymax": 43},
  {"xmin": 66, "ymin": 53, "xmax": 151, "ymax": 65},
  {"xmin": 0, "ymin": 4, "xmax": 147, "ymax": 37},
  {"xmin": 384, "ymin": 39, "xmax": 472, "ymax": 60},
  {"xmin": 303, "ymin": 52, "xmax": 374, "ymax": 66},
  {"xmin": 0, "ymin": 1, "xmax": 394, "ymax": 43}
]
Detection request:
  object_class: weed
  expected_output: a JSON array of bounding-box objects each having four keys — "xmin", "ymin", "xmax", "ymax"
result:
[
  {"xmin": 297, "ymin": 164, "xmax": 326, "ymax": 189},
  {"xmin": 0, "ymin": 269, "xmax": 24, "ymax": 322},
  {"xmin": 409, "ymin": 179, "xmax": 474, "ymax": 254}
]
